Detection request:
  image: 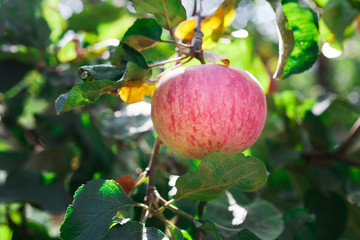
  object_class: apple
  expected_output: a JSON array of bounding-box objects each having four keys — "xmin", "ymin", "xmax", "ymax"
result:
[{"xmin": 151, "ymin": 64, "xmax": 267, "ymax": 159}]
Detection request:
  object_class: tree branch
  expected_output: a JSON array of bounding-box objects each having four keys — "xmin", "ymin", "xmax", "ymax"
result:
[
  {"xmin": 140, "ymin": 137, "xmax": 162, "ymax": 224},
  {"xmin": 191, "ymin": 0, "xmax": 205, "ymax": 64},
  {"xmin": 301, "ymin": 116, "xmax": 360, "ymax": 168},
  {"xmin": 301, "ymin": 151, "xmax": 360, "ymax": 167},
  {"xmin": 335, "ymin": 116, "xmax": 360, "ymax": 154}
]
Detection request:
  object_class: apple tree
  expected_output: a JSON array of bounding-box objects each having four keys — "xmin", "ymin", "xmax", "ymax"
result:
[{"xmin": 0, "ymin": 0, "xmax": 360, "ymax": 239}]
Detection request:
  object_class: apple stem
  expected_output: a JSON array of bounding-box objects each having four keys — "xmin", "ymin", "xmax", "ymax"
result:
[{"xmin": 191, "ymin": 0, "xmax": 205, "ymax": 64}]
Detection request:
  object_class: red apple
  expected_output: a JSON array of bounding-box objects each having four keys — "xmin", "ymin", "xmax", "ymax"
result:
[{"xmin": 151, "ymin": 64, "xmax": 267, "ymax": 159}]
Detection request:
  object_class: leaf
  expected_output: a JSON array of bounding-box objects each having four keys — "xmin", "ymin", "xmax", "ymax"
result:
[
  {"xmin": 111, "ymin": 43, "xmax": 149, "ymax": 68},
  {"xmin": 167, "ymin": 225, "xmax": 184, "ymax": 240},
  {"xmin": 175, "ymin": 152, "xmax": 268, "ymax": 201},
  {"xmin": 236, "ymin": 230, "xmax": 261, "ymax": 240},
  {"xmin": 175, "ymin": 0, "xmax": 236, "ymax": 48},
  {"xmin": 241, "ymin": 199, "xmax": 284, "ymax": 240},
  {"xmin": 122, "ymin": 61, "xmax": 152, "ymax": 82},
  {"xmin": 119, "ymin": 81, "xmax": 156, "ymax": 103},
  {"xmin": 99, "ymin": 101, "xmax": 152, "ymax": 139},
  {"xmin": 201, "ymin": 194, "xmax": 283, "ymax": 240},
  {"xmin": 203, "ymin": 51, "xmax": 230, "ymax": 66},
  {"xmin": 118, "ymin": 62, "xmax": 155, "ymax": 104},
  {"xmin": 322, "ymin": 0, "xmax": 359, "ymax": 42},
  {"xmin": 55, "ymin": 80, "xmax": 125, "ymax": 115},
  {"xmin": 104, "ymin": 221, "xmax": 169, "ymax": 240},
  {"xmin": 274, "ymin": 0, "xmax": 319, "ymax": 79},
  {"xmin": 132, "ymin": 0, "xmax": 186, "ymax": 30},
  {"xmin": 57, "ymin": 40, "xmax": 77, "ymax": 63},
  {"xmin": 116, "ymin": 175, "xmax": 135, "ymax": 195},
  {"xmin": 78, "ymin": 65, "xmax": 126, "ymax": 82},
  {"xmin": 196, "ymin": 220, "xmax": 222, "ymax": 240},
  {"xmin": 304, "ymin": 189, "xmax": 347, "ymax": 240},
  {"xmin": 278, "ymin": 208, "xmax": 316, "ymax": 240},
  {"xmin": 121, "ymin": 18, "xmax": 163, "ymax": 51},
  {"xmin": 0, "ymin": 169, "xmax": 68, "ymax": 214},
  {"xmin": 60, "ymin": 179, "xmax": 133, "ymax": 240}
]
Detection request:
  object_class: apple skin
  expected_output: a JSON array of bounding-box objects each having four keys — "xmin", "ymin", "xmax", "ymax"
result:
[{"xmin": 151, "ymin": 64, "xmax": 267, "ymax": 159}]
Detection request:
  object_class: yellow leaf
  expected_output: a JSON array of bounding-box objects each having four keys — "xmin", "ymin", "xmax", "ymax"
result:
[
  {"xmin": 119, "ymin": 81, "xmax": 157, "ymax": 103},
  {"xmin": 175, "ymin": 0, "xmax": 236, "ymax": 49}
]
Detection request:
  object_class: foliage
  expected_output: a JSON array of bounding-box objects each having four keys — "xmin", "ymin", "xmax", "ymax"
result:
[{"xmin": 1, "ymin": 0, "xmax": 360, "ymax": 239}]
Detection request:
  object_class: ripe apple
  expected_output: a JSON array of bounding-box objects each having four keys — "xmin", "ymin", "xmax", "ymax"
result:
[{"xmin": 151, "ymin": 64, "xmax": 267, "ymax": 159}]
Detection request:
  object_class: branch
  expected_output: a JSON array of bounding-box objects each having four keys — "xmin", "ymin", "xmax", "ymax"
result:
[
  {"xmin": 158, "ymin": 198, "xmax": 196, "ymax": 222},
  {"xmin": 148, "ymin": 56, "xmax": 190, "ymax": 68},
  {"xmin": 191, "ymin": 0, "xmax": 205, "ymax": 64},
  {"xmin": 301, "ymin": 116, "xmax": 360, "ymax": 168},
  {"xmin": 140, "ymin": 137, "xmax": 162, "ymax": 224},
  {"xmin": 335, "ymin": 116, "xmax": 360, "ymax": 154},
  {"xmin": 301, "ymin": 151, "xmax": 360, "ymax": 167}
]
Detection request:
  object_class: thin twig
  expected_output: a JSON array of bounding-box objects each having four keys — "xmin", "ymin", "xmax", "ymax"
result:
[
  {"xmin": 335, "ymin": 116, "xmax": 360, "ymax": 154},
  {"xmin": 157, "ymin": 198, "xmax": 196, "ymax": 222},
  {"xmin": 160, "ymin": 40, "xmax": 192, "ymax": 48},
  {"xmin": 147, "ymin": 56, "xmax": 193, "ymax": 84},
  {"xmin": 148, "ymin": 56, "xmax": 190, "ymax": 68}
]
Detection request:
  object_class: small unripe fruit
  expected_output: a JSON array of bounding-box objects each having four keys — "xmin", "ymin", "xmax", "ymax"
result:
[{"xmin": 151, "ymin": 64, "xmax": 267, "ymax": 159}]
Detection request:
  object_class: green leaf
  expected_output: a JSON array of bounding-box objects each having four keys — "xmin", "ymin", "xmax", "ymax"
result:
[
  {"xmin": 103, "ymin": 222, "xmax": 169, "ymax": 240},
  {"xmin": 57, "ymin": 40, "xmax": 77, "ymax": 63},
  {"xmin": 100, "ymin": 101, "xmax": 152, "ymax": 140},
  {"xmin": 322, "ymin": 0, "xmax": 359, "ymax": 42},
  {"xmin": 132, "ymin": 0, "xmax": 186, "ymax": 30},
  {"xmin": 240, "ymin": 199, "xmax": 284, "ymax": 240},
  {"xmin": 201, "ymin": 194, "xmax": 283, "ymax": 240},
  {"xmin": 121, "ymin": 18, "xmax": 163, "ymax": 51},
  {"xmin": 167, "ymin": 225, "xmax": 184, "ymax": 240},
  {"xmin": 304, "ymin": 189, "xmax": 347, "ymax": 240},
  {"xmin": 122, "ymin": 62, "xmax": 151, "ymax": 82},
  {"xmin": 60, "ymin": 179, "xmax": 133, "ymax": 240},
  {"xmin": 111, "ymin": 43, "xmax": 148, "ymax": 68},
  {"xmin": 175, "ymin": 152, "xmax": 268, "ymax": 201},
  {"xmin": 0, "ymin": 169, "xmax": 68, "ymax": 214},
  {"xmin": 274, "ymin": 0, "xmax": 319, "ymax": 79},
  {"xmin": 55, "ymin": 80, "xmax": 125, "ymax": 115},
  {"xmin": 78, "ymin": 65, "xmax": 125, "ymax": 82},
  {"xmin": 236, "ymin": 230, "xmax": 261, "ymax": 240},
  {"xmin": 196, "ymin": 221, "xmax": 222, "ymax": 240},
  {"xmin": 278, "ymin": 208, "xmax": 316, "ymax": 240}
]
